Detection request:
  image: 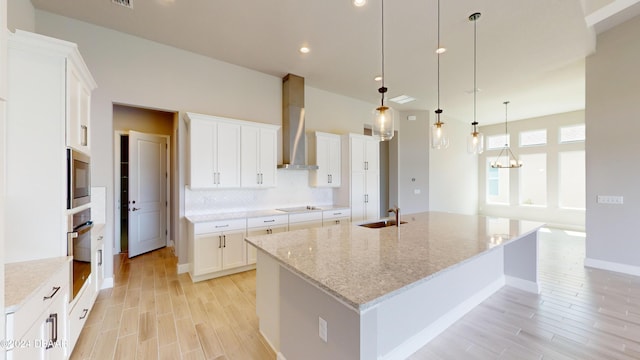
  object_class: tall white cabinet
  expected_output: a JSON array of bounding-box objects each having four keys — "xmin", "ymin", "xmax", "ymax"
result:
[
  {"xmin": 241, "ymin": 124, "xmax": 278, "ymax": 188},
  {"xmin": 336, "ymin": 134, "xmax": 380, "ymax": 222},
  {"xmin": 5, "ymin": 30, "xmax": 97, "ymax": 262}
]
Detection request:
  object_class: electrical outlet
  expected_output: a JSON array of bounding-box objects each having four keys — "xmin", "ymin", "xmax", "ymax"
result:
[
  {"xmin": 597, "ymin": 195, "xmax": 624, "ymax": 205},
  {"xmin": 414, "ymin": 189, "xmax": 421, "ymax": 195},
  {"xmin": 319, "ymin": 316, "xmax": 328, "ymax": 342}
]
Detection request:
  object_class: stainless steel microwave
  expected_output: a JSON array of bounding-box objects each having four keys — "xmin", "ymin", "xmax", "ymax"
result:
[{"xmin": 67, "ymin": 148, "xmax": 91, "ymax": 209}]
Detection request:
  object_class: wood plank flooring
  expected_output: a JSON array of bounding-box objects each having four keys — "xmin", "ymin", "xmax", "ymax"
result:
[{"xmin": 71, "ymin": 228, "xmax": 640, "ymax": 359}]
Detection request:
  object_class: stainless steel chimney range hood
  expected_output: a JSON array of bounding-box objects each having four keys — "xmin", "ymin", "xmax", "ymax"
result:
[{"xmin": 278, "ymin": 74, "xmax": 318, "ymax": 170}]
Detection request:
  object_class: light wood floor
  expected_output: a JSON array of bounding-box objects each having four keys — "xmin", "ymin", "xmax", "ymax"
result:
[{"xmin": 71, "ymin": 228, "xmax": 640, "ymax": 359}]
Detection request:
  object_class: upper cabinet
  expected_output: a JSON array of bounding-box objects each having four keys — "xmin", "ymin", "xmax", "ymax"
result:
[
  {"xmin": 185, "ymin": 112, "xmax": 279, "ymax": 190},
  {"xmin": 187, "ymin": 113, "xmax": 241, "ymax": 189},
  {"xmin": 67, "ymin": 64, "xmax": 94, "ymax": 153},
  {"xmin": 309, "ymin": 132, "xmax": 341, "ymax": 188},
  {"xmin": 241, "ymin": 124, "xmax": 278, "ymax": 188}
]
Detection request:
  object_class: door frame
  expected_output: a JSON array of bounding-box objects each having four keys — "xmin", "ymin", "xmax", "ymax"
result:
[{"xmin": 114, "ymin": 130, "xmax": 171, "ymax": 255}]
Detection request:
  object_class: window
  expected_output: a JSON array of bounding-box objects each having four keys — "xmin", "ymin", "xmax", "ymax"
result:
[
  {"xmin": 560, "ymin": 124, "xmax": 585, "ymax": 143},
  {"xmin": 559, "ymin": 151, "xmax": 585, "ymax": 209},
  {"xmin": 519, "ymin": 154, "xmax": 547, "ymax": 206},
  {"xmin": 486, "ymin": 134, "xmax": 509, "ymax": 150},
  {"xmin": 486, "ymin": 161, "xmax": 509, "ymax": 204},
  {"xmin": 520, "ymin": 129, "xmax": 547, "ymax": 147}
]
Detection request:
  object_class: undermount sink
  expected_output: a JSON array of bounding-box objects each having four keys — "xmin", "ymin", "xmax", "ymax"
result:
[{"xmin": 359, "ymin": 220, "xmax": 408, "ymax": 228}]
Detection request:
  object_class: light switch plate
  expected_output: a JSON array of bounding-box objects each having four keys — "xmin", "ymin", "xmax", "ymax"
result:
[{"xmin": 597, "ymin": 195, "xmax": 624, "ymax": 205}]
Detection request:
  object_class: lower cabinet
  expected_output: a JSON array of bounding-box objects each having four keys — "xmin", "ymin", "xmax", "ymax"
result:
[
  {"xmin": 5, "ymin": 260, "xmax": 69, "ymax": 360},
  {"xmin": 322, "ymin": 209, "xmax": 351, "ymax": 226},
  {"xmin": 188, "ymin": 219, "xmax": 252, "ymax": 281},
  {"xmin": 246, "ymin": 215, "xmax": 289, "ymax": 264},
  {"xmin": 288, "ymin": 211, "xmax": 323, "ymax": 231},
  {"xmin": 68, "ymin": 286, "xmax": 93, "ymax": 352}
]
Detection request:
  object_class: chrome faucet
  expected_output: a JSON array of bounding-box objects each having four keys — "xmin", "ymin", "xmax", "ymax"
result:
[{"xmin": 387, "ymin": 206, "xmax": 400, "ymax": 226}]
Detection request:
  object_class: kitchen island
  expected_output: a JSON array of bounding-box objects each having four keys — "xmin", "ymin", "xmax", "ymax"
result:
[{"xmin": 245, "ymin": 212, "xmax": 542, "ymax": 360}]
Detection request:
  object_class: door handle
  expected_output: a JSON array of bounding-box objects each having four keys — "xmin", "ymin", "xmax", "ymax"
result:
[
  {"xmin": 223, "ymin": 235, "xmax": 226, "ymax": 248},
  {"xmin": 45, "ymin": 313, "xmax": 58, "ymax": 349},
  {"xmin": 131, "ymin": 207, "xmax": 141, "ymax": 212},
  {"xmin": 218, "ymin": 235, "xmax": 222, "ymax": 249}
]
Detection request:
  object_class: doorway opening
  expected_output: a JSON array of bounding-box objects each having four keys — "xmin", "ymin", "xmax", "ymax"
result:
[{"xmin": 113, "ymin": 104, "xmax": 176, "ymax": 258}]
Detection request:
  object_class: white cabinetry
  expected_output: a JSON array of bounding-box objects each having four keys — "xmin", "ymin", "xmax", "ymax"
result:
[
  {"xmin": 246, "ymin": 215, "xmax": 288, "ymax": 264},
  {"xmin": 188, "ymin": 219, "xmax": 252, "ymax": 281},
  {"xmin": 322, "ymin": 209, "xmax": 351, "ymax": 226},
  {"xmin": 187, "ymin": 113, "xmax": 241, "ymax": 189},
  {"xmin": 92, "ymin": 225, "xmax": 105, "ymax": 294},
  {"xmin": 5, "ymin": 30, "xmax": 96, "ymax": 263},
  {"xmin": 309, "ymin": 132, "xmax": 341, "ymax": 187},
  {"xmin": 66, "ymin": 65, "xmax": 93, "ymax": 153},
  {"xmin": 337, "ymin": 134, "xmax": 380, "ymax": 222},
  {"xmin": 241, "ymin": 124, "xmax": 278, "ymax": 188},
  {"xmin": 5, "ymin": 260, "xmax": 69, "ymax": 360},
  {"xmin": 288, "ymin": 211, "xmax": 323, "ymax": 231}
]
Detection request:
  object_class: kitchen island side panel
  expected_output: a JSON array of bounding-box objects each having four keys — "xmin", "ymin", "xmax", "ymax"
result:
[{"xmin": 280, "ymin": 267, "xmax": 361, "ymax": 360}]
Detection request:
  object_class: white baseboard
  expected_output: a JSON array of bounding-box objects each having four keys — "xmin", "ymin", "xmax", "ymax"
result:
[
  {"xmin": 177, "ymin": 263, "xmax": 189, "ymax": 274},
  {"xmin": 584, "ymin": 257, "xmax": 640, "ymax": 276},
  {"xmin": 381, "ymin": 277, "xmax": 506, "ymax": 360},
  {"xmin": 505, "ymin": 275, "xmax": 540, "ymax": 294},
  {"xmin": 101, "ymin": 277, "xmax": 114, "ymax": 289}
]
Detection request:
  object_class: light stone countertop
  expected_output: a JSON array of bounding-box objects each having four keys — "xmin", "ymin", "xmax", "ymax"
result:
[
  {"xmin": 186, "ymin": 205, "xmax": 350, "ymax": 223},
  {"xmin": 5, "ymin": 256, "xmax": 72, "ymax": 313},
  {"xmin": 246, "ymin": 211, "xmax": 543, "ymax": 312}
]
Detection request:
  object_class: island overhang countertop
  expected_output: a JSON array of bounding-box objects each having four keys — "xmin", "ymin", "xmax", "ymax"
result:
[{"xmin": 245, "ymin": 211, "xmax": 543, "ymax": 312}]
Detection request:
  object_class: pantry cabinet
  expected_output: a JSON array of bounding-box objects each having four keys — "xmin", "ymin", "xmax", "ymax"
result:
[
  {"xmin": 241, "ymin": 124, "xmax": 278, "ymax": 188},
  {"xmin": 336, "ymin": 134, "xmax": 380, "ymax": 222},
  {"xmin": 309, "ymin": 132, "xmax": 341, "ymax": 187}
]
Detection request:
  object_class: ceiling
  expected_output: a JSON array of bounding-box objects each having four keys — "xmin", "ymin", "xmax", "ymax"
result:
[{"xmin": 30, "ymin": 0, "xmax": 640, "ymax": 125}]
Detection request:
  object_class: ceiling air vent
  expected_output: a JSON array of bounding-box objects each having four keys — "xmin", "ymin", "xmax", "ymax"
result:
[{"xmin": 112, "ymin": 0, "xmax": 133, "ymax": 9}]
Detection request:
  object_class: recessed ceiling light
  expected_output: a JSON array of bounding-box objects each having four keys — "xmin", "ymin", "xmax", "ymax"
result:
[
  {"xmin": 435, "ymin": 47, "xmax": 446, "ymax": 54},
  {"xmin": 299, "ymin": 46, "xmax": 310, "ymax": 54},
  {"xmin": 353, "ymin": 0, "xmax": 366, "ymax": 7},
  {"xmin": 390, "ymin": 95, "xmax": 416, "ymax": 104},
  {"xmin": 374, "ymin": 76, "xmax": 382, "ymax": 81}
]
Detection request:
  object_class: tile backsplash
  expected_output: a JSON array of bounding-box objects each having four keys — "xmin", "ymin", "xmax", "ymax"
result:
[{"xmin": 185, "ymin": 170, "xmax": 334, "ymax": 216}]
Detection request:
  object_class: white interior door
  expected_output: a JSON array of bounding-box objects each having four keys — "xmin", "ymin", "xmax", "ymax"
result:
[{"xmin": 128, "ymin": 131, "xmax": 167, "ymax": 258}]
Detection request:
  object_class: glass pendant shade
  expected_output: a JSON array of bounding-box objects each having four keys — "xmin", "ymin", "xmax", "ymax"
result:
[
  {"xmin": 431, "ymin": 110, "xmax": 449, "ymax": 149},
  {"xmin": 373, "ymin": 105, "xmax": 394, "ymax": 141},
  {"xmin": 467, "ymin": 122, "xmax": 484, "ymax": 154}
]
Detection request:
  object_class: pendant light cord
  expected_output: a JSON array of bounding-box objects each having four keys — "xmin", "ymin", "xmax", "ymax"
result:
[
  {"xmin": 504, "ymin": 101, "xmax": 509, "ymax": 146},
  {"xmin": 473, "ymin": 14, "xmax": 477, "ymax": 126},
  {"xmin": 436, "ymin": 0, "xmax": 440, "ymax": 110},
  {"xmin": 380, "ymin": 0, "xmax": 386, "ymax": 107}
]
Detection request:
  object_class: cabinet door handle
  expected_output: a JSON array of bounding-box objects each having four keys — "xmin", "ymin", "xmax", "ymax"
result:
[
  {"xmin": 365, "ymin": 194, "xmax": 369, "ymax": 203},
  {"xmin": 264, "ymin": 219, "xmax": 275, "ymax": 223},
  {"xmin": 335, "ymin": 220, "xmax": 340, "ymax": 224},
  {"xmin": 45, "ymin": 313, "xmax": 58, "ymax": 349},
  {"xmin": 218, "ymin": 235, "xmax": 222, "ymax": 249},
  {"xmin": 79, "ymin": 308, "xmax": 89, "ymax": 320},
  {"xmin": 215, "ymin": 224, "xmax": 229, "ymax": 228},
  {"xmin": 260, "ymin": 173, "xmax": 264, "ymax": 184},
  {"xmin": 81, "ymin": 125, "xmax": 88, "ymax": 147},
  {"xmin": 223, "ymin": 235, "xmax": 226, "ymax": 248},
  {"xmin": 365, "ymin": 161, "xmax": 369, "ymax": 170},
  {"xmin": 43, "ymin": 286, "xmax": 60, "ymax": 301},
  {"xmin": 98, "ymin": 249, "xmax": 103, "ymax": 266}
]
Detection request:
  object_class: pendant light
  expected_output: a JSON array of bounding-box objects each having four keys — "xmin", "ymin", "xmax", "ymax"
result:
[
  {"xmin": 466, "ymin": 12, "xmax": 484, "ymax": 154},
  {"xmin": 372, "ymin": 0, "xmax": 394, "ymax": 141},
  {"xmin": 431, "ymin": 0, "xmax": 449, "ymax": 149},
  {"xmin": 491, "ymin": 101, "xmax": 523, "ymax": 168}
]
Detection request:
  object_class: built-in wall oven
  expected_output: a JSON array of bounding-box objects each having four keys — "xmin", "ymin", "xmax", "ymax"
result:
[
  {"xmin": 67, "ymin": 148, "xmax": 91, "ymax": 209},
  {"xmin": 67, "ymin": 208, "xmax": 93, "ymax": 301}
]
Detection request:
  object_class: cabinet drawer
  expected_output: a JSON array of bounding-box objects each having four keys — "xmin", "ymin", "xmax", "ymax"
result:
[
  {"xmin": 323, "ymin": 209, "xmax": 351, "ymax": 221},
  {"xmin": 247, "ymin": 215, "xmax": 288, "ymax": 228},
  {"xmin": 69, "ymin": 285, "xmax": 93, "ymax": 351},
  {"xmin": 7, "ymin": 264, "xmax": 68, "ymax": 343},
  {"xmin": 288, "ymin": 211, "xmax": 323, "ymax": 223},
  {"xmin": 194, "ymin": 219, "xmax": 246, "ymax": 234}
]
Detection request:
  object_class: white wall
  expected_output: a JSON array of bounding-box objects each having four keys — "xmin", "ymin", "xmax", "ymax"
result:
[
  {"xmin": 585, "ymin": 13, "xmax": 640, "ymax": 274},
  {"xmin": 429, "ymin": 118, "xmax": 479, "ymax": 215},
  {"xmin": 1, "ymin": 0, "xmax": 8, "ymax": 353},
  {"xmin": 6, "ymin": 0, "xmax": 34, "ymax": 32},
  {"xmin": 478, "ymin": 110, "xmax": 585, "ymax": 229}
]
